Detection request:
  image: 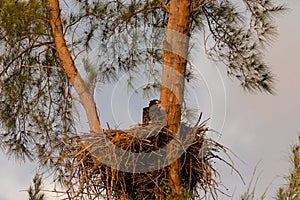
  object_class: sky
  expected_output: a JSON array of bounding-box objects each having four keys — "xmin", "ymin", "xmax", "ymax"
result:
[{"xmin": 0, "ymin": 0, "xmax": 300, "ymax": 199}]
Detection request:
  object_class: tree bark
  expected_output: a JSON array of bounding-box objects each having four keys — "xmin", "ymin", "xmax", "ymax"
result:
[
  {"xmin": 48, "ymin": 0, "xmax": 102, "ymax": 133},
  {"xmin": 160, "ymin": 0, "xmax": 192, "ymax": 199}
]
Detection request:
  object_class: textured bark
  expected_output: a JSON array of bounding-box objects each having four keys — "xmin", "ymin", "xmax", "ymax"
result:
[
  {"xmin": 48, "ymin": 0, "xmax": 102, "ymax": 133},
  {"xmin": 160, "ymin": 0, "xmax": 192, "ymax": 199}
]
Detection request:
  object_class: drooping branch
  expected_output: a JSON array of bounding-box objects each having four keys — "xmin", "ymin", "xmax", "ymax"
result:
[{"xmin": 48, "ymin": 0, "xmax": 102, "ymax": 133}]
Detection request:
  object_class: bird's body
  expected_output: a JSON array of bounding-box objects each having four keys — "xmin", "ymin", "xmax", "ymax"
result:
[{"xmin": 142, "ymin": 99, "xmax": 166, "ymax": 125}]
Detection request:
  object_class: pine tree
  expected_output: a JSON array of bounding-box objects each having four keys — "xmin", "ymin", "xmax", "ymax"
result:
[
  {"xmin": 275, "ymin": 136, "xmax": 300, "ymax": 200},
  {"xmin": 28, "ymin": 174, "xmax": 45, "ymax": 200},
  {"xmin": 0, "ymin": 0, "xmax": 285, "ymax": 199}
]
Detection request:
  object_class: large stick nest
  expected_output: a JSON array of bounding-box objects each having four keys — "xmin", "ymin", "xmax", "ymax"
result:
[{"xmin": 52, "ymin": 121, "xmax": 227, "ymax": 199}]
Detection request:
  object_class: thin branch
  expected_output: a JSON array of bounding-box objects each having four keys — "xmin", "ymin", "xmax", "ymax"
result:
[
  {"xmin": 0, "ymin": 42, "xmax": 55, "ymax": 77},
  {"xmin": 192, "ymin": 0, "xmax": 212, "ymax": 13},
  {"xmin": 20, "ymin": 65, "xmax": 62, "ymax": 70},
  {"xmin": 157, "ymin": 0, "xmax": 170, "ymax": 13}
]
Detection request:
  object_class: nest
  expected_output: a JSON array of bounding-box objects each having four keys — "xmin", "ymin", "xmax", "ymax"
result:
[{"xmin": 53, "ymin": 121, "xmax": 226, "ymax": 200}]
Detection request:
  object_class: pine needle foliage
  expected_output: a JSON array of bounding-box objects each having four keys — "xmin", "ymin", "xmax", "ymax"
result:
[
  {"xmin": 28, "ymin": 174, "xmax": 45, "ymax": 200},
  {"xmin": 0, "ymin": 0, "xmax": 286, "ymax": 199},
  {"xmin": 275, "ymin": 136, "xmax": 300, "ymax": 200},
  {"xmin": 64, "ymin": 0, "xmax": 286, "ymax": 93},
  {"xmin": 239, "ymin": 136, "xmax": 300, "ymax": 200},
  {"xmin": 195, "ymin": 0, "xmax": 286, "ymax": 93},
  {"xmin": 0, "ymin": 0, "xmax": 74, "ymax": 164}
]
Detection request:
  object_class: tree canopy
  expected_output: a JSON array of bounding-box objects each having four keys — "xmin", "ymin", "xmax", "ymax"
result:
[{"xmin": 0, "ymin": 0, "xmax": 285, "ymax": 199}]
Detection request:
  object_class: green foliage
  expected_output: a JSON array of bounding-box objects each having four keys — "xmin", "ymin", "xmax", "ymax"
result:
[
  {"xmin": 159, "ymin": 177, "xmax": 171, "ymax": 194},
  {"xmin": 194, "ymin": 0, "xmax": 286, "ymax": 93},
  {"xmin": 239, "ymin": 136, "xmax": 300, "ymax": 200},
  {"xmin": 0, "ymin": 65, "xmax": 73, "ymax": 161},
  {"xmin": 65, "ymin": 0, "xmax": 166, "ymax": 91},
  {"xmin": 0, "ymin": 0, "xmax": 48, "ymax": 41},
  {"xmin": 0, "ymin": 0, "xmax": 286, "ymax": 199},
  {"xmin": 0, "ymin": 0, "xmax": 285, "ymax": 162},
  {"xmin": 275, "ymin": 136, "xmax": 300, "ymax": 200},
  {"xmin": 67, "ymin": 0, "xmax": 285, "ymax": 93},
  {"xmin": 0, "ymin": 0, "xmax": 74, "ymax": 164},
  {"xmin": 28, "ymin": 174, "xmax": 45, "ymax": 200}
]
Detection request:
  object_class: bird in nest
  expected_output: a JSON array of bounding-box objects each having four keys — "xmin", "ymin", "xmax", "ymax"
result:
[{"xmin": 142, "ymin": 99, "xmax": 167, "ymax": 126}]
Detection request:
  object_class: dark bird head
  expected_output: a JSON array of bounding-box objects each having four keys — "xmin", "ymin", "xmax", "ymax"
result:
[{"xmin": 149, "ymin": 99, "xmax": 161, "ymax": 107}]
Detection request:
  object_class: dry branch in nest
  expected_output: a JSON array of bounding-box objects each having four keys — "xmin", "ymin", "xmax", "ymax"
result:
[{"xmin": 51, "ymin": 121, "xmax": 229, "ymax": 200}]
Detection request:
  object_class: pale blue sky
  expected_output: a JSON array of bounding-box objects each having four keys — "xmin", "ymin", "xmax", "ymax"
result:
[{"xmin": 1, "ymin": 0, "xmax": 299, "ymax": 199}]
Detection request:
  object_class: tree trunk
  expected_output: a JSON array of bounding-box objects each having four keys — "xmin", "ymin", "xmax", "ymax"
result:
[
  {"xmin": 48, "ymin": 0, "xmax": 102, "ymax": 133},
  {"xmin": 160, "ymin": 0, "xmax": 192, "ymax": 199}
]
